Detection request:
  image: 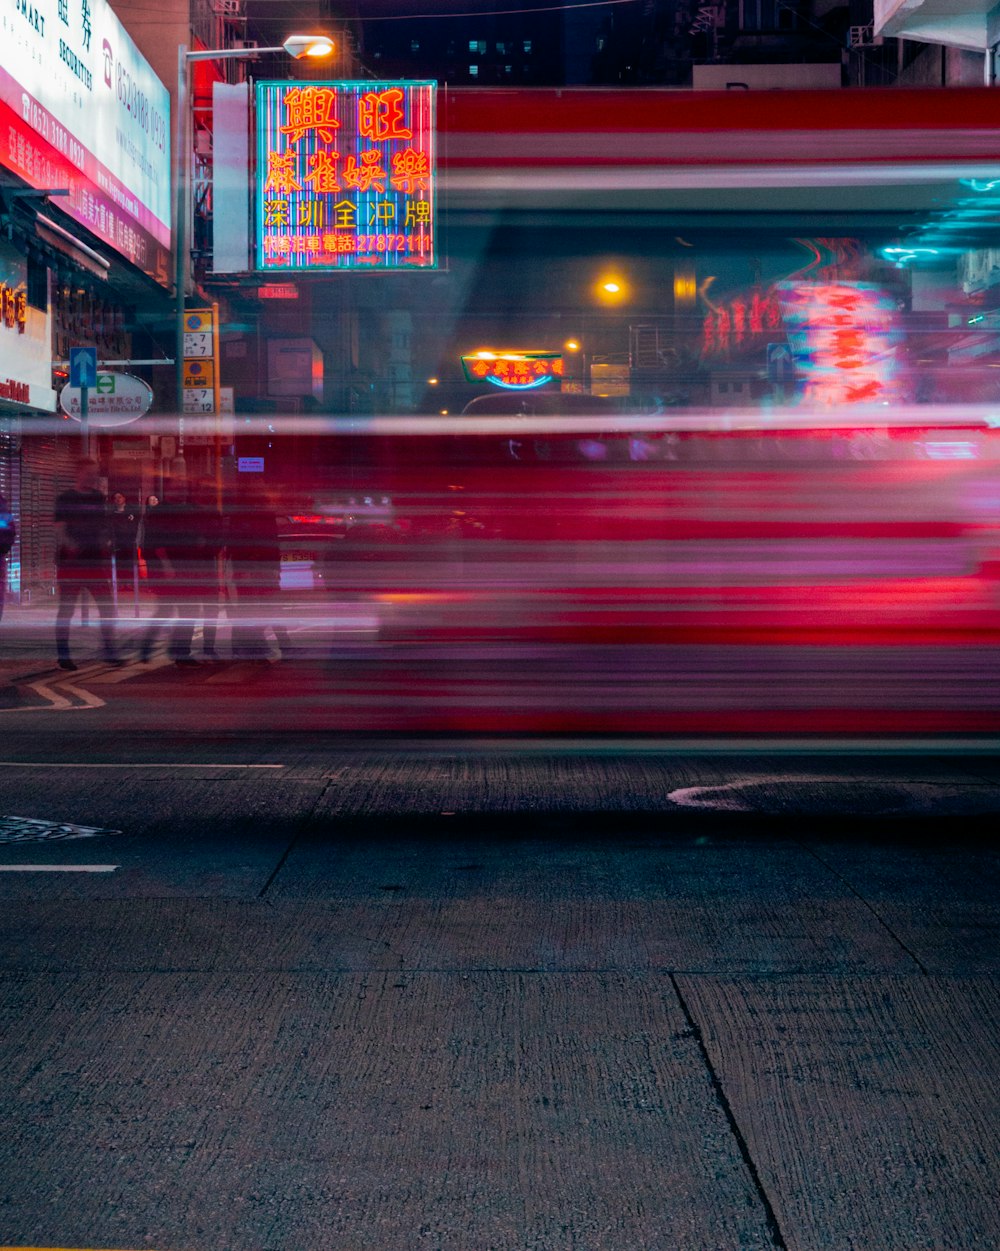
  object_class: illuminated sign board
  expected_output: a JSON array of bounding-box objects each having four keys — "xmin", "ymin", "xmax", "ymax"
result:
[
  {"xmin": 461, "ymin": 351, "xmax": 563, "ymax": 390},
  {"xmin": 255, "ymin": 80, "xmax": 436, "ymax": 271},
  {"xmin": 778, "ymin": 281, "xmax": 903, "ymax": 406},
  {"xmin": 0, "ymin": 0, "xmax": 171, "ymax": 284},
  {"xmin": 0, "ymin": 239, "xmax": 54, "ymax": 410}
]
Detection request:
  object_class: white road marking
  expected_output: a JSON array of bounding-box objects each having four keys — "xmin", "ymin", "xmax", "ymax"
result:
[
  {"xmin": 0, "ymin": 864, "xmax": 118, "ymax": 873},
  {"xmin": 88, "ymin": 656, "xmax": 171, "ymax": 684},
  {"xmin": 20, "ymin": 682, "xmax": 75, "ymax": 711},
  {"xmin": 1, "ymin": 663, "xmax": 111, "ymax": 714},
  {"xmin": 0, "ymin": 816, "xmax": 122, "ymax": 842},
  {"xmin": 49, "ymin": 679, "xmax": 106, "ymax": 710},
  {"xmin": 0, "ymin": 762, "xmax": 284, "ymax": 769},
  {"xmin": 667, "ymin": 779, "xmax": 778, "ymax": 810}
]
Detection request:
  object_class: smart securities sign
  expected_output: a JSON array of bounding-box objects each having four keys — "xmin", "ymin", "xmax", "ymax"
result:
[
  {"xmin": 255, "ymin": 80, "xmax": 436, "ymax": 272},
  {"xmin": 0, "ymin": 0, "xmax": 171, "ymax": 284}
]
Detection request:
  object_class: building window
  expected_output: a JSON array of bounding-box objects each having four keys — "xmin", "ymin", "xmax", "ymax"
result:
[
  {"xmin": 411, "ymin": 40, "xmax": 420, "ymax": 52},
  {"xmin": 523, "ymin": 40, "xmax": 532, "ymax": 52},
  {"xmin": 27, "ymin": 255, "xmax": 48, "ymax": 311},
  {"xmin": 469, "ymin": 64, "xmax": 479, "ymax": 76},
  {"xmin": 469, "ymin": 39, "xmax": 486, "ymax": 54},
  {"xmin": 740, "ymin": 0, "xmax": 784, "ymax": 30}
]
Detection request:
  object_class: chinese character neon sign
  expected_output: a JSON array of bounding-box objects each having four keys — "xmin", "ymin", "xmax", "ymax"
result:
[
  {"xmin": 461, "ymin": 351, "xmax": 564, "ymax": 390},
  {"xmin": 256, "ymin": 80, "xmax": 436, "ymax": 271},
  {"xmin": 778, "ymin": 281, "xmax": 903, "ymax": 406}
]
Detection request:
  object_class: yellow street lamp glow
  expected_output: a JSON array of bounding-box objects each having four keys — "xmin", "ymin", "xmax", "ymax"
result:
[
  {"xmin": 428, "ymin": 377, "xmax": 439, "ymax": 385},
  {"xmin": 564, "ymin": 340, "xmax": 581, "ymax": 352},
  {"xmin": 282, "ymin": 34, "xmax": 335, "ymax": 58},
  {"xmin": 594, "ymin": 274, "xmax": 628, "ymax": 304}
]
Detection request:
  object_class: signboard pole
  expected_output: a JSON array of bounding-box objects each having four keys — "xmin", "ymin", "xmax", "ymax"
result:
[
  {"xmin": 69, "ymin": 347, "xmax": 98, "ymax": 453},
  {"xmin": 80, "ymin": 383, "xmax": 89, "ymax": 455}
]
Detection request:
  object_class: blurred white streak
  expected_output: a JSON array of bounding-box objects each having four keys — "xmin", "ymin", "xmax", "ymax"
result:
[{"xmin": 22, "ymin": 404, "xmax": 1000, "ymax": 438}]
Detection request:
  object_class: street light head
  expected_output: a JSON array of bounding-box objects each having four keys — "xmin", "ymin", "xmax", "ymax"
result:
[
  {"xmin": 282, "ymin": 34, "xmax": 335, "ymax": 59},
  {"xmin": 594, "ymin": 274, "xmax": 628, "ymax": 304}
]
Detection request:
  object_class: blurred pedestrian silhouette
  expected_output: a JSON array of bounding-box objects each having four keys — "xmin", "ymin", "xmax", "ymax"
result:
[
  {"xmin": 227, "ymin": 482, "xmax": 289, "ymax": 661},
  {"xmin": 138, "ymin": 479, "xmax": 206, "ymax": 665},
  {"xmin": 184, "ymin": 478, "xmax": 226, "ymax": 660},
  {"xmin": 109, "ymin": 491, "xmax": 139, "ymax": 612},
  {"xmin": 54, "ymin": 458, "xmax": 120, "ymax": 669}
]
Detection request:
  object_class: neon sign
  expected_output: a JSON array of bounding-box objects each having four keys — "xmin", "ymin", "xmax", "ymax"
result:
[
  {"xmin": 778, "ymin": 281, "xmax": 903, "ymax": 406},
  {"xmin": 701, "ymin": 291, "xmax": 782, "ymax": 356},
  {"xmin": 461, "ymin": 351, "xmax": 564, "ymax": 389},
  {"xmin": 256, "ymin": 80, "xmax": 436, "ymax": 271},
  {"xmin": 0, "ymin": 282, "xmax": 27, "ymax": 334}
]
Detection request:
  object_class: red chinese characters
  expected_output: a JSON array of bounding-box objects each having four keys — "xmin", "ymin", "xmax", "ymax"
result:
[
  {"xmin": 358, "ymin": 89, "xmax": 411, "ymax": 141},
  {"xmin": 280, "ymin": 87, "xmax": 340, "ymax": 145}
]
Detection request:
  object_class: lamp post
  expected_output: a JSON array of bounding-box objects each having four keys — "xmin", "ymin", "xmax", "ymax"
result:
[
  {"xmin": 173, "ymin": 34, "xmax": 334, "ymax": 438},
  {"xmin": 564, "ymin": 339, "xmax": 588, "ymax": 394}
]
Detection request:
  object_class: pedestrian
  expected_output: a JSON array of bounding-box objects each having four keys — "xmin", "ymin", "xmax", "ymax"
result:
[
  {"xmin": 228, "ymin": 482, "xmax": 290, "ymax": 661},
  {"xmin": 0, "ymin": 487, "xmax": 15, "ymax": 624},
  {"xmin": 54, "ymin": 458, "xmax": 121, "ymax": 669},
  {"xmin": 138, "ymin": 480, "xmax": 201, "ymax": 665},
  {"xmin": 168, "ymin": 478, "xmax": 226, "ymax": 663},
  {"xmin": 109, "ymin": 491, "xmax": 139, "ymax": 604}
]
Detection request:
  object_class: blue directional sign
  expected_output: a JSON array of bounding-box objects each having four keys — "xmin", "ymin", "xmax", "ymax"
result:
[{"xmin": 69, "ymin": 346, "xmax": 98, "ymax": 389}]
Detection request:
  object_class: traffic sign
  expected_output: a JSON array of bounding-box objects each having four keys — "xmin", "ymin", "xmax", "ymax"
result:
[
  {"xmin": 184, "ymin": 309, "xmax": 214, "ymax": 333},
  {"xmin": 182, "ymin": 388, "xmax": 215, "ymax": 413},
  {"xmin": 183, "ymin": 359, "xmax": 215, "ymax": 388},
  {"xmin": 767, "ymin": 342, "xmax": 795, "ymax": 383},
  {"xmin": 183, "ymin": 330, "xmax": 213, "ymax": 357},
  {"xmin": 69, "ymin": 346, "xmax": 98, "ymax": 389}
]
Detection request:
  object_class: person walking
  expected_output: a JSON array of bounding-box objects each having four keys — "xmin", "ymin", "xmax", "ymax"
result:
[
  {"xmin": 138, "ymin": 483, "xmax": 200, "ymax": 664},
  {"xmin": 109, "ymin": 491, "xmax": 139, "ymax": 610},
  {"xmin": 228, "ymin": 483, "xmax": 289, "ymax": 661},
  {"xmin": 54, "ymin": 458, "xmax": 120, "ymax": 669},
  {"xmin": 0, "ymin": 487, "xmax": 15, "ymax": 624}
]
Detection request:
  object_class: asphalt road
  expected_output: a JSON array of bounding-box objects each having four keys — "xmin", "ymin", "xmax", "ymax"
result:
[{"xmin": 0, "ymin": 713, "xmax": 998, "ymax": 1250}]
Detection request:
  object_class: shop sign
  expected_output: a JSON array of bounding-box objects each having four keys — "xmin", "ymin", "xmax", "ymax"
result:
[
  {"xmin": 701, "ymin": 291, "xmax": 783, "ymax": 357},
  {"xmin": 0, "ymin": 282, "xmax": 27, "ymax": 334},
  {"xmin": 0, "ymin": 239, "xmax": 54, "ymax": 411},
  {"xmin": 778, "ymin": 281, "xmax": 903, "ymax": 406},
  {"xmin": 256, "ymin": 80, "xmax": 436, "ymax": 271},
  {"xmin": 461, "ymin": 350, "xmax": 563, "ymax": 390},
  {"xmin": 0, "ymin": 0, "xmax": 171, "ymax": 284},
  {"xmin": 60, "ymin": 372, "xmax": 152, "ymax": 426}
]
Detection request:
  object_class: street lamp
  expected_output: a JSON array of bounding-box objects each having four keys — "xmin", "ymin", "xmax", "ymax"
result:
[
  {"xmin": 174, "ymin": 34, "xmax": 334, "ymax": 421},
  {"xmin": 564, "ymin": 338, "xmax": 588, "ymax": 393}
]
